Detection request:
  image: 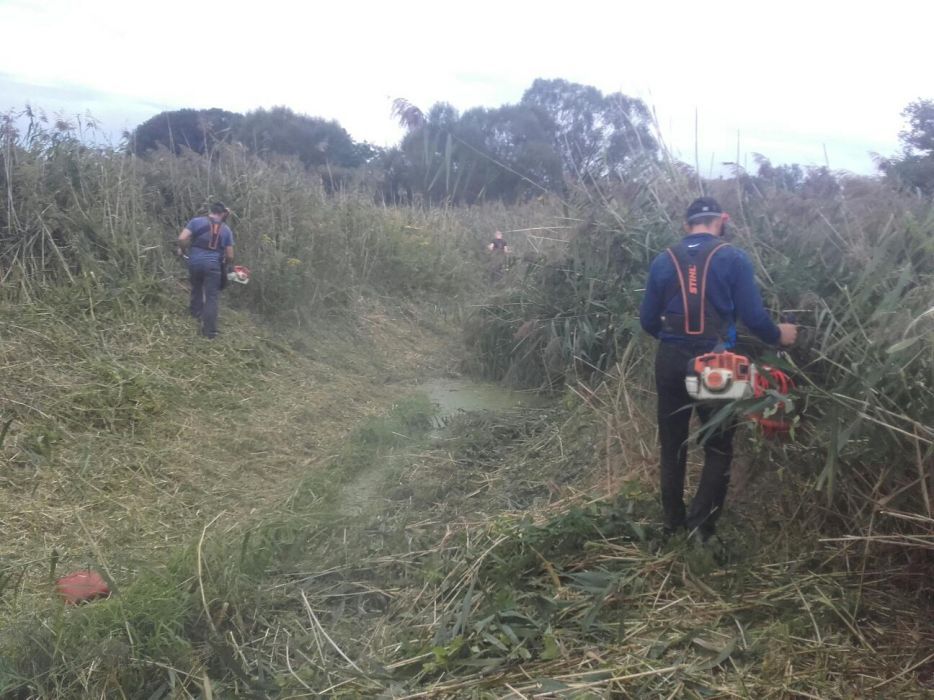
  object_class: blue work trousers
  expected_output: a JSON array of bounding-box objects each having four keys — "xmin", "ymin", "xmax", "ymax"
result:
[{"xmin": 189, "ymin": 259, "xmax": 222, "ymax": 338}]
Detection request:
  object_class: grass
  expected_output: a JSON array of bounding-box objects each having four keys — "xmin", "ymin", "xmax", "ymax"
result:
[
  {"xmin": 1, "ymin": 392, "xmax": 443, "ymax": 698},
  {"xmin": 296, "ymin": 396, "xmax": 932, "ymax": 696},
  {"xmin": 463, "ymin": 164, "xmax": 934, "ymax": 574},
  {"xmin": 0, "ymin": 106, "xmax": 932, "ymax": 697},
  {"xmin": 0, "ymin": 275, "xmax": 458, "ymax": 697},
  {"xmin": 1, "ymin": 109, "xmax": 514, "ymax": 321},
  {"xmin": 92, "ymin": 385, "xmax": 924, "ymax": 698}
]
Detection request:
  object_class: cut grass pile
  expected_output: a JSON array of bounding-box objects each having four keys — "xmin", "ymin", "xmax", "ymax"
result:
[{"xmin": 183, "ymin": 392, "xmax": 934, "ymax": 698}]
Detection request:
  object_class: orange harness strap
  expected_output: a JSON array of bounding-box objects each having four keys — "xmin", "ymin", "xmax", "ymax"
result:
[{"xmin": 664, "ymin": 241, "xmax": 730, "ymax": 336}]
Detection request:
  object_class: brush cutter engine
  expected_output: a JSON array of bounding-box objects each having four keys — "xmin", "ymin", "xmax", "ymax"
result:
[
  {"xmin": 685, "ymin": 350, "xmax": 796, "ymax": 436},
  {"xmin": 227, "ymin": 265, "xmax": 251, "ymax": 284},
  {"xmin": 685, "ymin": 351, "xmax": 754, "ymax": 400}
]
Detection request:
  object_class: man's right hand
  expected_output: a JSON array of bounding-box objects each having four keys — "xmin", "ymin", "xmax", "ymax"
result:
[{"xmin": 777, "ymin": 323, "xmax": 798, "ymax": 347}]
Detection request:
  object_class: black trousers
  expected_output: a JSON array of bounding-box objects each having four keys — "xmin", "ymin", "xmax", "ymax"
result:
[{"xmin": 655, "ymin": 342, "xmax": 737, "ymax": 536}]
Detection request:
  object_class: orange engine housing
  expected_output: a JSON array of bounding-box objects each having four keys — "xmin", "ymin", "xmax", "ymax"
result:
[
  {"xmin": 685, "ymin": 351, "xmax": 797, "ymax": 437},
  {"xmin": 692, "ymin": 351, "xmax": 752, "ymax": 382},
  {"xmin": 687, "ymin": 351, "xmax": 754, "ymax": 400}
]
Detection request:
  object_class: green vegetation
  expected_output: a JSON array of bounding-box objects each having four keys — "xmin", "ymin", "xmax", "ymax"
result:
[
  {"xmin": 121, "ymin": 77, "xmax": 658, "ymax": 205},
  {"xmin": 130, "ymin": 106, "xmax": 371, "ymax": 169},
  {"xmin": 1, "ymin": 109, "xmax": 484, "ymax": 318},
  {"xmin": 385, "ymin": 78, "xmax": 658, "ymax": 205},
  {"xmin": 123, "ymin": 87, "xmax": 934, "ymax": 200},
  {"xmin": 880, "ymin": 98, "xmax": 934, "ymax": 194},
  {"xmin": 2, "ymin": 385, "xmax": 440, "ymax": 697},
  {"xmin": 464, "ymin": 164, "xmax": 933, "ymax": 535},
  {"xmin": 0, "ymin": 87, "xmax": 932, "ymax": 697}
]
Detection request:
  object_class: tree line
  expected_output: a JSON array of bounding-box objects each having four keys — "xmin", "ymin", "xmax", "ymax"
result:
[
  {"xmin": 129, "ymin": 79, "xmax": 659, "ymax": 204},
  {"xmin": 128, "ymin": 80, "xmax": 934, "ymax": 202},
  {"xmin": 130, "ymin": 106, "xmax": 374, "ymax": 169}
]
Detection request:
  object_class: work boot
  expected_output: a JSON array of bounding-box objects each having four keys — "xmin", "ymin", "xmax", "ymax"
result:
[
  {"xmin": 650, "ymin": 525, "xmax": 683, "ymax": 555},
  {"xmin": 662, "ymin": 524, "xmax": 684, "ymax": 539},
  {"xmin": 690, "ymin": 529, "xmax": 728, "ymax": 565}
]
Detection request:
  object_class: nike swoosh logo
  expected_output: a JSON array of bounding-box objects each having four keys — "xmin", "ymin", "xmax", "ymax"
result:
[{"xmin": 687, "ymin": 243, "xmax": 700, "ymax": 248}]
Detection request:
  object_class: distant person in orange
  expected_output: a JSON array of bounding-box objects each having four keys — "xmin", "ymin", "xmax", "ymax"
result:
[
  {"xmin": 487, "ymin": 230, "xmax": 510, "ymax": 254},
  {"xmin": 487, "ymin": 230, "xmax": 510, "ymax": 282}
]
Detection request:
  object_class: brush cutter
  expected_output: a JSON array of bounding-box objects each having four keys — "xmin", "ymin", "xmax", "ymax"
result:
[
  {"xmin": 686, "ymin": 350, "xmax": 754, "ymax": 400},
  {"xmin": 686, "ymin": 348, "xmax": 796, "ymax": 436},
  {"xmin": 173, "ymin": 245, "xmax": 250, "ymax": 285}
]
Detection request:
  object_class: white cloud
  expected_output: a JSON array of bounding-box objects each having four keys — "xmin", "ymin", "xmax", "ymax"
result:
[{"xmin": 1, "ymin": 0, "xmax": 930, "ymax": 172}]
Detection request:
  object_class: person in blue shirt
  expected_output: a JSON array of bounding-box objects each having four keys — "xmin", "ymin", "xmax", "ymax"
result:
[
  {"xmin": 640, "ymin": 197, "xmax": 796, "ymax": 541},
  {"xmin": 177, "ymin": 202, "xmax": 235, "ymax": 339}
]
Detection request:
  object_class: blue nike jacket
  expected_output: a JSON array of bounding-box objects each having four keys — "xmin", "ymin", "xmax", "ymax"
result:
[{"xmin": 639, "ymin": 233, "xmax": 781, "ymax": 349}]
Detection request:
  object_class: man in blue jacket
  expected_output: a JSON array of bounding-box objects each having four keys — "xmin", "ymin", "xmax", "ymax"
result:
[
  {"xmin": 640, "ymin": 197, "xmax": 796, "ymax": 541},
  {"xmin": 177, "ymin": 202, "xmax": 235, "ymax": 339}
]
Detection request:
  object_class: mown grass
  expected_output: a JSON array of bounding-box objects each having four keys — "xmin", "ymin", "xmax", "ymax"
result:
[
  {"xmin": 1, "ymin": 390, "xmax": 440, "ymax": 698},
  {"xmin": 0, "ymin": 271, "xmax": 455, "ymax": 697},
  {"xmin": 145, "ymin": 394, "xmax": 929, "ymax": 698},
  {"xmin": 354, "ymin": 401, "xmax": 927, "ymax": 695}
]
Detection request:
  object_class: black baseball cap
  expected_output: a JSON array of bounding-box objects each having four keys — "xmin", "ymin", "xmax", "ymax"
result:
[
  {"xmin": 209, "ymin": 202, "xmax": 230, "ymax": 215},
  {"xmin": 685, "ymin": 197, "xmax": 723, "ymax": 222}
]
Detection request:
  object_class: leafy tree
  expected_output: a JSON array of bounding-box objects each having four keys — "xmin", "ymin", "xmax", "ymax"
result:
[
  {"xmin": 879, "ymin": 99, "xmax": 934, "ymax": 194},
  {"xmin": 353, "ymin": 141, "xmax": 382, "ymax": 164},
  {"xmin": 129, "ymin": 108, "xmax": 242, "ymax": 154},
  {"xmin": 391, "ymin": 79, "xmax": 660, "ymax": 204},
  {"xmin": 754, "ymin": 155, "xmax": 805, "ymax": 191},
  {"xmin": 127, "ymin": 78, "xmax": 662, "ymax": 203},
  {"xmin": 395, "ymin": 102, "xmax": 562, "ymax": 204},
  {"xmin": 397, "ymin": 102, "xmax": 461, "ymax": 203},
  {"xmin": 752, "ymin": 156, "xmax": 840, "ymax": 198},
  {"xmin": 455, "ymin": 104, "xmax": 563, "ymax": 202},
  {"xmin": 899, "ymin": 99, "xmax": 934, "ymax": 154},
  {"xmin": 369, "ymin": 147, "xmax": 412, "ymax": 204},
  {"xmin": 520, "ymin": 78, "xmax": 658, "ymax": 181},
  {"xmin": 236, "ymin": 107, "xmax": 362, "ymax": 168},
  {"xmin": 130, "ymin": 107, "xmax": 366, "ymax": 170}
]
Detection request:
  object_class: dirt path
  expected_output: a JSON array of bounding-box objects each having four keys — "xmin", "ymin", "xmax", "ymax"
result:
[{"xmin": 333, "ymin": 377, "xmax": 544, "ymax": 518}]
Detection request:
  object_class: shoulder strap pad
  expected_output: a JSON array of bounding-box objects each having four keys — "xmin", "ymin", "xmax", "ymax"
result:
[
  {"xmin": 191, "ymin": 220, "xmax": 222, "ymax": 250},
  {"xmin": 664, "ymin": 240, "xmax": 730, "ymax": 336}
]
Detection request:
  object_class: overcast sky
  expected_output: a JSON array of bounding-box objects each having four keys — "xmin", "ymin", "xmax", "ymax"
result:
[{"xmin": 1, "ymin": 0, "xmax": 930, "ymax": 174}]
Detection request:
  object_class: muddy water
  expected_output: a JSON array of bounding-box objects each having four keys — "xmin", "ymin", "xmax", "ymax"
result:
[{"xmin": 420, "ymin": 377, "xmax": 543, "ymax": 432}]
